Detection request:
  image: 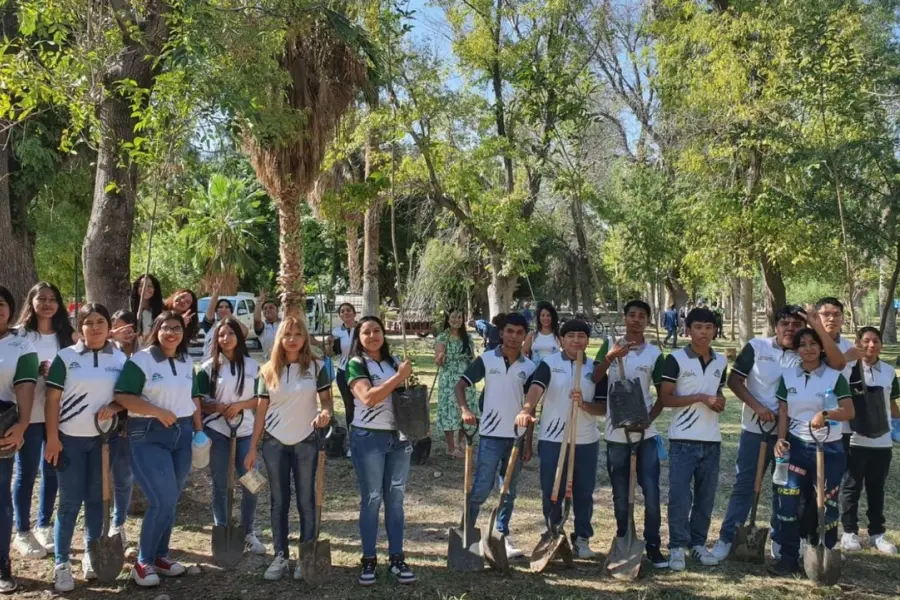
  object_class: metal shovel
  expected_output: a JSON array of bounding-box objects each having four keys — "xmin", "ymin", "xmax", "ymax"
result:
[
  {"xmin": 299, "ymin": 426, "xmax": 333, "ymax": 585},
  {"xmin": 212, "ymin": 413, "xmax": 245, "ymax": 568},
  {"xmin": 732, "ymin": 420, "xmax": 776, "ymax": 563},
  {"xmin": 804, "ymin": 423, "xmax": 841, "ymax": 586},
  {"xmin": 88, "ymin": 413, "xmax": 124, "ymax": 582},
  {"xmin": 484, "ymin": 426, "xmax": 524, "ymax": 572},
  {"xmin": 606, "ymin": 429, "xmax": 645, "ymax": 580},
  {"xmin": 448, "ymin": 422, "xmax": 484, "ymax": 571}
]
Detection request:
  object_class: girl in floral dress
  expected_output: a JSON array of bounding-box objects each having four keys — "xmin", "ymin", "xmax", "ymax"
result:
[{"xmin": 434, "ymin": 310, "xmax": 479, "ymax": 458}]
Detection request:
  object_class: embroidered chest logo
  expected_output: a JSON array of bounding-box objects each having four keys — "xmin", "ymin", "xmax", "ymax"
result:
[
  {"xmin": 636, "ymin": 365, "xmax": 651, "ymax": 374},
  {"xmin": 151, "ymin": 373, "xmax": 164, "ymax": 382},
  {"xmin": 551, "ymin": 368, "xmax": 567, "ymax": 374},
  {"xmin": 713, "ymin": 369, "xmax": 722, "ymax": 378},
  {"xmin": 786, "ymin": 387, "xmax": 797, "ymax": 395},
  {"xmin": 517, "ymin": 371, "xmax": 527, "ymax": 380},
  {"xmin": 681, "ymin": 369, "xmax": 697, "ymax": 378},
  {"xmin": 105, "ymin": 366, "xmax": 121, "ymax": 374},
  {"xmin": 488, "ymin": 368, "xmax": 501, "ymax": 375},
  {"xmin": 68, "ymin": 361, "xmax": 81, "ymax": 370},
  {"xmin": 758, "ymin": 355, "xmax": 775, "ymax": 363}
]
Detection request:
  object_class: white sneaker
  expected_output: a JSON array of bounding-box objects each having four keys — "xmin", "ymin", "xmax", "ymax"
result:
[
  {"xmin": 35, "ymin": 526, "xmax": 54, "ymax": 551},
  {"xmin": 14, "ymin": 532, "xmax": 47, "ymax": 558},
  {"xmin": 245, "ymin": 533, "xmax": 266, "ymax": 555},
  {"xmin": 691, "ymin": 545, "xmax": 719, "ymax": 566},
  {"xmin": 669, "ymin": 547, "xmax": 686, "ymax": 571},
  {"xmin": 54, "ymin": 563, "xmax": 75, "ymax": 593},
  {"xmin": 293, "ymin": 562, "xmax": 303, "ymax": 581},
  {"xmin": 841, "ymin": 532, "xmax": 862, "ymax": 552},
  {"xmin": 873, "ymin": 534, "xmax": 897, "ymax": 554},
  {"xmin": 504, "ymin": 536, "xmax": 524, "ymax": 559},
  {"xmin": 572, "ymin": 536, "xmax": 597, "ymax": 559},
  {"xmin": 82, "ymin": 553, "xmax": 97, "ymax": 581},
  {"xmin": 710, "ymin": 539, "xmax": 731, "ymax": 562},
  {"xmin": 346, "ymin": 447, "xmax": 352, "ymax": 458},
  {"xmin": 264, "ymin": 553, "xmax": 288, "ymax": 581},
  {"xmin": 111, "ymin": 525, "xmax": 127, "ymax": 545},
  {"xmin": 771, "ymin": 540, "xmax": 782, "ymax": 560}
]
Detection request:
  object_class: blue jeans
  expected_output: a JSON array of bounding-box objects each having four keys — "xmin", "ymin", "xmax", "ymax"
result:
[
  {"xmin": 112, "ymin": 430, "xmax": 133, "ymax": 528},
  {"xmin": 776, "ymin": 435, "xmax": 845, "ymax": 562},
  {"xmin": 0, "ymin": 457, "xmax": 13, "ymax": 561},
  {"xmin": 54, "ymin": 433, "xmax": 120, "ymax": 565},
  {"xmin": 350, "ymin": 428, "xmax": 411, "ymax": 557},
  {"xmin": 261, "ymin": 433, "xmax": 316, "ymax": 555},
  {"xmin": 667, "ymin": 440, "xmax": 721, "ymax": 549},
  {"xmin": 467, "ymin": 436, "xmax": 523, "ymax": 535},
  {"xmin": 718, "ymin": 429, "xmax": 778, "ymax": 544},
  {"xmin": 607, "ymin": 437, "xmax": 662, "ymax": 548},
  {"xmin": 128, "ymin": 417, "xmax": 193, "ymax": 565},
  {"xmin": 14, "ymin": 422, "xmax": 58, "ymax": 532},
  {"xmin": 537, "ymin": 440, "xmax": 599, "ymax": 540}
]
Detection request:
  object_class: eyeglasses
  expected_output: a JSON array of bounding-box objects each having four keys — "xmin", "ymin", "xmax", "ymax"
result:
[
  {"xmin": 160, "ymin": 326, "xmax": 183, "ymax": 334},
  {"xmin": 819, "ymin": 311, "xmax": 842, "ymax": 320}
]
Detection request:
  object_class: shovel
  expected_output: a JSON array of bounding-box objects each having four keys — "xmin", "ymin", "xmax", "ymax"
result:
[
  {"xmin": 804, "ymin": 422, "xmax": 841, "ymax": 586},
  {"xmin": 606, "ymin": 429, "xmax": 645, "ymax": 580},
  {"xmin": 88, "ymin": 413, "xmax": 124, "ymax": 582},
  {"xmin": 732, "ymin": 420, "xmax": 776, "ymax": 563},
  {"xmin": 448, "ymin": 421, "xmax": 484, "ymax": 571},
  {"xmin": 299, "ymin": 425, "xmax": 333, "ymax": 585},
  {"xmin": 212, "ymin": 413, "xmax": 245, "ymax": 568},
  {"xmin": 531, "ymin": 354, "xmax": 582, "ymax": 573},
  {"xmin": 484, "ymin": 426, "xmax": 524, "ymax": 572}
]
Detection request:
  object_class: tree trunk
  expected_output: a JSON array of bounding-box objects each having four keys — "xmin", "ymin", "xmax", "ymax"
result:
[
  {"xmin": 0, "ymin": 124, "xmax": 38, "ymax": 304},
  {"xmin": 730, "ymin": 278, "xmax": 737, "ymax": 341},
  {"xmin": 738, "ymin": 276, "xmax": 754, "ymax": 346},
  {"xmin": 345, "ymin": 216, "xmax": 362, "ymax": 293},
  {"xmin": 487, "ymin": 250, "xmax": 516, "ymax": 318},
  {"xmin": 647, "ymin": 282, "xmax": 657, "ymax": 327},
  {"xmin": 760, "ymin": 256, "xmax": 785, "ymax": 335},
  {"xmin": 570, "ymin": 195, "xmax": 594, "ymax": 319},
  {"xmin": 663, "ymin": 272, "xmax": 689, "ymax": 308},
  {"xmin": 361, "ymin": 201, "xmax": 381, "ymax": 317},
  {"xmin": 880, "ymin": 250, "xmax": 900, "ymax": 342},
  {"xmin": 277, "ymin": 195, "xmax": 305, "ymax": 318}
]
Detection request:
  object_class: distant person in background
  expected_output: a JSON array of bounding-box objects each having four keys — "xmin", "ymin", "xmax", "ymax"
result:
[
  {"xmin": 679, "ymin": 304, "xmax": 690, "ymax": 337},
  {"xmin": 326, "ymin": 302, "xmax": 358, "ymax": 445},
  {"xmin": 711, "ymin": 301, "xmax": 724, "ymax": 339},
  {"xmin": 252, "ymin": 291, "xmax": 281, "ymax": 362},
  {"xmin": 434, "ymin": 309, "xmax": 478, "ymax": 458},
  {"xmin": 523, "ymin": 302, "xmax": 560, "ymax": 365},
  {"xmin": 663, "ymin": 304, "xmax": 678, "ymax": 349},
  {"xmin": 522, "ymin": 303, "xmax": 534, "ymax": 330},
  {"xmin": 130, "ymin": 275, "xmax": 164, "ymax": 338},
  {"xmin": 109, "ymin": 310, "xmax": 138, "ymax": 554},
  {"xmin": 475, "ymin": 313, "xmax": 506, "ymax": 352},
  {"xmin": 201, "ymin": 290, "xmax": 248, "ymax": 362},
  {"xmin": 164, "ymin": 289, "xmax": 199, "ymax": 343}
]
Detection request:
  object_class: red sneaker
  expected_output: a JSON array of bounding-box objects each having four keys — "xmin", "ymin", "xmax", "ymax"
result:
[
  {"xmin": 131, "ymin": 562, "xmax": 160, "ymax": 587},
  {"xmin": 154, "ymin": 557, "xmax": 186, "ymax": 577}
]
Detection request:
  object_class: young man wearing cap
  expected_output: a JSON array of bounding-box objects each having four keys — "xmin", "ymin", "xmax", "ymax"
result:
[
  {"xmin": 593, "ymin": 300, "xmax": 668, "ymax": 569},
  {"xmin": 660, "ymin": 307, "xmax": 728, "ymax": 570},
  {"xmin": 516, "ymin": 319, "xmax": 604, "ymax": 559},
  {"xmin": 456, "ymin": 313, "xmax": 534, "ymax": 559}
]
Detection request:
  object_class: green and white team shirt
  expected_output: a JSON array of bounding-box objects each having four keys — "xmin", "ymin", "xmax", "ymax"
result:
[
  {"xmin": 198, "ymin": 356, "xmax": 260, "ymax": 438},
  {"xmin": 257, "ymin": 360, "xmax": 329, "ymax": 445},
  {"xmin": 595, "ymin": 338, "xmax": 665, "ymax": 443},
  {"xmin": 45, "ymin": 341, "xmax": 126, "ymax": 437},
  {"xmin": 256, "ymin": 319, "xmax": 281, "ymax": 362},
  {"xmin": 0, "ymin": 332, "xmax": 39, "ymax": 405},
  {"xmin": 834, "ymin": 335, "xmax": 857, "ymax": 435},
  {"xmin": 849, "ymin": 360, "xmax": 898, "ymax": 449},
  {"xmin": 331, "ymin": 325, "xmax": 355, "ymax": 370},
  {"xmin": 18, "ymin": 330, "xmax": 66, "ymax": 424},
  {"xmin": 346, "ymin": 354, "xmax": 399, "ymax": 431},
  {"xmin": 530, "ymin": 352, "xmax": 602, "ymax": 445},
  {"xmin": 114, "ymin": 346, "xmax": 199, "ymax": 419},
  {"xmin": 731, "ymin": 337, "xmax": 800, "ymax": 432},
  {"xmin": 776, "ymin": 364, "xmax": 849, "ymax": 444},
  {"xmin": 661, "ymin": 346, "xmax": 728, "ymax": 442},
  {"xmin": 460, "ymin": 348, "xmax": 536, "ymax": 438}
]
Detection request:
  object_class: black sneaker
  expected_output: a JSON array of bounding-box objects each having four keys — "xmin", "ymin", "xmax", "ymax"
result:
[
  {"xmin": 359, "ymin": 556, "xmax": 377, "ymax": 586},
  {"xmin": 646, "ymin": 545, "xmax": 669, "ymax": 568},
  {"xmin": 767, "ymin": 558, "xmax": 801, "ymax": 577},
  {"xmin": 388, "ymin": 554, "xmax": 416, "ymax": 585},
  {"xmin": 0, "ymin": 558, "xmax": 16, "ymax": 594}
]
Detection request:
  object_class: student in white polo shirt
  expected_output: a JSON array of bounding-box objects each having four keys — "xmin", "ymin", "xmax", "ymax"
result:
[
  {"xmin": 593, "ymin": 300, "xmax": 668, "ymax": 569},
  {"xmin": 0, "ymin": 285, "xmax": 39, "ymax": 594},
  {"xmin": 326, "ymin": 302, "xmax": 358, "ymax": 434},
  {"xmin": 839, "ymin": 327, "xmax": 899, "ymax": 555},
  {"xmin": 252, "ymin": 316, "xmax": 333, "ymax": 582},
  {"xmin": 43, "ymin": 303, "xmax": 126, "ymax": 592},
  {"xmin": 197, "ymin": 316, "xmax": 266, "ymax": 559},
  {"xmin": 114, "ymin": 311, "xmax": 203, "ymax": 588},
  {"xmin": 252, "ymin": 291, "xmax": 281, "ymax": 361},
  {"xmin": 516, "ymin": 318, "xmax": 604, "ymax": 559},
  {"xmin": 814, "ymin": 297, "xmax": 857, "ymax": 452},
  {"xmin": 457, "ymin": 312, "xmax": 534, "ymax": 559},
  {"xmin": 770, "ymin": 327, "xmax": 854, "ymax": 576},
  {"xmin": 659, "ymin": 307, "xmax": 728, "ymax": 571}
]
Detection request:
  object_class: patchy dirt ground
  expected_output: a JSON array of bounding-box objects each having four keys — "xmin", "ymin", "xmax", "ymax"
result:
[{"xmin": 8, "ymin": 338, "xmax": 900, "ymax": 599}]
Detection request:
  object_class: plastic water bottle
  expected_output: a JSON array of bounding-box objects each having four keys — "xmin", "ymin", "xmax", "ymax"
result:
[
  {"xmin": 655, "ymin": 435, "xmax": 668, "ymax": 460},
  {"xmin": 191, "ymin": 430, "xmax": 211, "ymax": 469},
  {"xmin": 892, "ymin": 418, "xmax": 900, "ymax": 444},
  {"xmin": 773, "ymin": 444, "xmax": 790, "ymax": 486},
  {"xmin": 823, "ymin": 388, "xmax": 839, "ymax": 429}
]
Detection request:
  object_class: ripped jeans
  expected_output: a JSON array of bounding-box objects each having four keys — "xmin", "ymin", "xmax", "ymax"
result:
[{"xmin": 350, "ymin": 428, "xmax": 411, "ymax": 557}]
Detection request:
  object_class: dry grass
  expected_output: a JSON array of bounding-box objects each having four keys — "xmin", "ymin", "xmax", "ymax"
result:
[{"xmin": 10, "ymin": 337, "xmax": 900, "ymax": 599}]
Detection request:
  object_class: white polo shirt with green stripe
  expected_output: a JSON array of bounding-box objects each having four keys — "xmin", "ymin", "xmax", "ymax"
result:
[
  {"xmin": 731, "ymin": 337, "xmax": 799, "ymax": 432},
  {"xmin": 114, "ymin": 346, "xmax": 199, "ymax": 419},
  {"xmin": 595, "ymin": 338, "xmax": 665, "ymax": 443},
  {"xmin": 661, "ymin": 346, "xmax": 728, "ymax": 442},
  {"xmin": 849, "ymin": 359, "xmax": 898, "ymax": 448},
  {"xmin": 0, "ymin": 332, "xmax": 39, "ymax": 404},
  {"xmin": 776, "ymin": 364, "xmax": 850, "ymax": 444},
  {"xmin": 460, "ymin": 347, "xmax": 536, "ymax": 438},
  {"xmin": 256, "ymin": 360, "xmax": 329, "ymax": 445},
  {"xmin": 346, "ymin": 354, "xmax": 398, "ymax": 431},
  {"xmin": 198, "ymin": 356, "xmax": 259, "ymax": 439},
  {"xmin": 46, "ymin": 341, "xmax": 126, "ymax": 437}
]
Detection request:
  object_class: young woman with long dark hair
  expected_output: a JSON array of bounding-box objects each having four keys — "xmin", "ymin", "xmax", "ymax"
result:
[
  {"xmin": 434, "ymin": 309, "xmax": 477, "ymax": 458},
  {"xmin": 164, "ymin": 289, "xmax": 199, "ymax": 343},
  {"xmin": 327, "ymin": 302, "xmax": 358, "ymax": 436},
  {"xmin": 130, "ymin": 275, "xmax": 164, "ymax": 338},
  {"xmin": 12, "ymin": 281, "xmax": 75, "ymax": 558},
  {"xmin": 522, "ymin": 301, "xmax": 560, "ymax": 365}
]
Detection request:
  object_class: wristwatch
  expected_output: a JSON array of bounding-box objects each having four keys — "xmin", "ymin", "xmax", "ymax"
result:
[{"xmin": 821, "ymin": 410, "xmax": 829, "ymax": 419}]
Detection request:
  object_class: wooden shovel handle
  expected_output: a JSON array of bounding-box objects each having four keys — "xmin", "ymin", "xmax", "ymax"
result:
[
  {"xmin": 816, "ymin": 443, "xmax": 825, "ymax": 511},
  {"xmin": 464, "ymin": 439, "xmax": 474, "ymax": 493},
  {"xmin": 627, "ymin": 452, "xmax": 637, "ymax": 505},
  {"xmin": 753, "ymin": 440, "xmax": 767, "ymax": 495},
  {"xmin": 101, "ymin": 442, "xmax": 110, "ymax": 503},
  {"xmin": 550, "ymin": 403, "xmax": 573, "ymax": 503},
  {"xmin": 315, "ymin": 449, "xmax": 326, "ymax": 508},
  {"xmin": 499, "ymin": 444, "xmax": 520, "ymax": 496}
]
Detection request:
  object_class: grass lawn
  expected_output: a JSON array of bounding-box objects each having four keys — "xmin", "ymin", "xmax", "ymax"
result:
[{"xmin": 14, "ymin": 334, "xmax": 900, "ymax": 599}]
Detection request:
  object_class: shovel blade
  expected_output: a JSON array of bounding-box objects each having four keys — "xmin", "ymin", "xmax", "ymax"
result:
[
  {"xmin": 300, "ymin": 539, "xmax": 332, "ymax": 586},
  {"xmin": 530, "ymin": 530, "xmax": 572, "ymax": 573},
  {"xmin": 731, "ymin": 525, "xmax": 768, "ymax": 564},
  {"xmin": 483, "ymin": 506, "xmax": 509, "ymax": 572},
  {"xmin": 87, "ymin": 535, "xmax": 124, "ymax": 582},
  {"xmin": 605, "ymin": 529, "xmax": 643, "ymax": 581},
  {"xmin": 804, "ymin": 544, "xmax": 841, "ymax": 586},
  {"xmin": 212, "ymin": 524, "xmax": 246, "ymax": 568},
  {"xmin": 447, "ymin": 527, "xmax": 484, "ymax": 572}
]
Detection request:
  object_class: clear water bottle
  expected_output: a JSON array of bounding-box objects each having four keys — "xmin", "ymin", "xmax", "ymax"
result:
[
  {"xmin": 773, "ymin": 443, "xmax": 790, "ymax": 486},
  {"xmin": 823, "ymin": 387, "xmax": 839, "ymax": 429}
]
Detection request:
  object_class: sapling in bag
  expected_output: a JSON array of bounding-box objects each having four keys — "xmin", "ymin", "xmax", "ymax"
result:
[{"xmin": 607, "ymin": 356, "xmax": 649, "ymax": 430}]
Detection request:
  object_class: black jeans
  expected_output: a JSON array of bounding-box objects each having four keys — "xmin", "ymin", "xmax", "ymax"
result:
[
  {"xmin": 336, "ymin": 369, "xmax": 354, "ymax": 429},
  {"xmin": 840, "ymin": 445, "xmax": 892, "ymax": 536}
]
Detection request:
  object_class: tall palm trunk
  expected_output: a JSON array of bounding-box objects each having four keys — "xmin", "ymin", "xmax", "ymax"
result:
[{"xmin": 346, "ymin": 216, "xmax": 363, "ymax": 293}]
